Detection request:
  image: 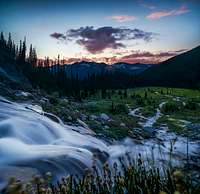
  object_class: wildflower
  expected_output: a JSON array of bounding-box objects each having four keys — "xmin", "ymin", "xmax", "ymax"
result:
[
  {"xmin": 39, "ymin": 187, "xmax": 46, "ymax": 193},
  {"xmin": 5, "ymin": 180, "xmax": 23, "ymax": 194},
  {"xmin": 174, "ymin": 191, "xmax": 181, "ymax": 194},
  {"xmin": 103, "ymin": 163, "xmax": 109, "ymax": 171},
  {"xmin": 32, "ymin": 175, "xmax": 41, "ymax": 184},
  {"xmin": 84, "ymin": 168, "xmax": 92, "ymax": 176},
  {"xmin": 46, "ymin": 188, "xmax": 52, "ymax": 194},
  {"xmin": 25, "ymin": 182, "xmax": 32, "ymax": 192},
  {"xmin": 173, "ymin": 170, "xmax": 183, "ymax": 181},
  {"xmin": 159, "ymin": 192, "xmax": 167, "ymax": 194}
]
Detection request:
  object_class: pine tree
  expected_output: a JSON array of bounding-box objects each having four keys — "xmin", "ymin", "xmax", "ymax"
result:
[
  {"xmin": 124, "ymin": 89, "xmax": 127, "ymax": 98},
  {"xmin": 12, "ymin": 41, "xmax": 16, "ymax": 57},
  {"xmin": 29, "ymin": 44, "xmax": 33, "ymax": 64},
  {"xmin": 46, "ymin": 57, "xmax": 50, "ymax": 68},
  {"xmin": 7, "ymin": 32, "xmax": 12, "ymax": 51},
  {"xmin": 21, "ymin": 37, "xmax": 26, "ymax": 62},
  {"xmin": 32, "ymin": 47, "xmax": 37, "ymax": 66},
  {"xmin": 144, "ymin": 91, "xmax": 148, "ymax": 99},
  {"xmin": 57, "ymin": 54, "xmax": 60, "ymax": 65},
  {"xmin": 16, "ymin": 45, "xmax": 19, "ymax": 57},
  {"xmin": 0, "ymin": 32, "xmax": 6, "ymax": 48},
  {"xmin": 19, "ymin": 40, "xmax": 22, "ymax": 56},
  {"xmin": 62, "ymin": 57, "xmax": 65, "ymax": 65}
]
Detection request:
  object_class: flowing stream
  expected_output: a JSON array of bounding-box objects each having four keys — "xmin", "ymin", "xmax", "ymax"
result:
[
  {"xmin": 129, "ymin": 102, "xmax": 166, "ymax": 127},
  {"xmin": 0, "ymin": 97, "xmax": 199, "ymax": 189}
]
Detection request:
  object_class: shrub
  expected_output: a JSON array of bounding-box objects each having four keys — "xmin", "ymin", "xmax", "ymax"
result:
[
  {"xmin": 49, "ymin": 96, "xmax": 58, "ymax": 104},
  {"xmin": 84, "ymin": 102, "xmax": 99, "ymax": 113},
  {"xmin": 185, "ymin": 100, "xmax": 198, "ymax": 110},
  {"xmin": 110, "ymin": 103, "xmax": 129, "ymax": 114},
  {"xmin": 161, "ymin": 101, "xmax": 180, "ymax": 113},
  {"xmin": 136, "ymin": 97, "xmax": 145, "ymax": 105}
]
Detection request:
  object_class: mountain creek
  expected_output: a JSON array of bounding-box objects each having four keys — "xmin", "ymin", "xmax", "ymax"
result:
[{"xmin": 0, "ymin": 93, "xmax": 200, "ymax": 190}]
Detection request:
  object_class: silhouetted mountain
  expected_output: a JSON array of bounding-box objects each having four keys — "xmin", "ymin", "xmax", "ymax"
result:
[
  {"xmin": 62, "ymin": 61, "xmax": 107, "ymax": 79},
  {"xmin": 52, "ymin": 61, "xmax": 152, "ymax": 79},
  {"xmin": 112, "ymin": 62, "xmax": 151, "ymax": 74},
  {"xmin": 3, "ymin": 31, "xmax": 199, "ymax": 93},
  {"xmin": 137, "ymin": 46, "xmax": 200, "ymax": 88}
]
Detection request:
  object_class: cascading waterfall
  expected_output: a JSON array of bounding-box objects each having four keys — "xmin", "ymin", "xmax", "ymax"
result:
[{"xmin": 0, "ymin": 96, "xmax": 199, "ymax": 189}]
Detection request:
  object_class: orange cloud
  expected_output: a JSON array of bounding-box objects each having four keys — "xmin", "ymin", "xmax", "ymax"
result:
[
  {"xmin": 147, "ymin": 5, "xmax": 189, "ymax": 19},
  {"xmin": 107, "ymin": 15, "xmax": 137, "ymax": 22},
  {"xmin": 118, "ymin": 50, "xmax": 184, "ymax": 64},
  {"xmin": 51, "ymin": 49, "xmax": 186, "ymax": 65}
]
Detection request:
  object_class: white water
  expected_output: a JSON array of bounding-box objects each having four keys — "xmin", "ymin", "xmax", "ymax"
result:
[
  {"xmin": 129, "ymin": 102, "xmax": 166, "ymax": 127},
  {"xmin": 0, "ymin": 97, "xmax": 199, "ymax": 188}
]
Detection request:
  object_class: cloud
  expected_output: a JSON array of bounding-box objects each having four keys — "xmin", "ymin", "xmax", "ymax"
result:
[
  {"xmin": 107, "ymin": 15, "xmax": 138, "ymax": 22},
  {"xmin": 138, "ymin": 0, "xmax": 156, "ymax": 9},
  {"xmin": 63, "ymin": 26, "xmax": 155, "ymax": 54},
  {"xmin": 118, "ymin": 49, "xmax": 187, "ymax": 64},
  {"xmin": 147, "ymin": 5, "xmax": 189, "ymax": 19},
  {"xmin": 61, "ymin": 49, "xmax": 187, "ymax": 65},
  {"xmin": 50, "ymin": 32, "xmax": 66, "ymax": 40}
]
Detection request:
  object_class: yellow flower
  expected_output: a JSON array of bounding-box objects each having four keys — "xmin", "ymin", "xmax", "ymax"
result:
[
  {"xmin": 173, "ymin": 170, "xmax": 183, "ymax": 181},
  {"xmin": 174, "ymin": 191, "xmax": 181, "ymax": 194},
  {"xmin": 159, "ymin": 192, "xmax": 167, "ymax": 194}
]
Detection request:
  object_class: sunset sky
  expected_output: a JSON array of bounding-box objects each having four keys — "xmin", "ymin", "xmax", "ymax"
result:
[{"xmin": 0, "ymin": 0, "xmax": 200, "ymax": 64}]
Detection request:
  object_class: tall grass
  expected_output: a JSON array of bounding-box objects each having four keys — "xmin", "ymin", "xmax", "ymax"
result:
[{"xmin": 3, "ymin": 155, "xmax": 200, "ymax": 194}]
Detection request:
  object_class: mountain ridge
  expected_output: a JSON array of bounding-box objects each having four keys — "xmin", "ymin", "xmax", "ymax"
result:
[
  {"xmin": 54, "ymin": 61, "xmax": 152, "ymax": 79},
  {"xmin": 137, "ymin": 45, "xmax": 200, "ymax": 88}
]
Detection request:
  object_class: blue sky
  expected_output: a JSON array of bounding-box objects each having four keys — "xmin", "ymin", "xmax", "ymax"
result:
[{"xmin": 0, "ymin": 0, "xmax": 200, "ymax": 64}]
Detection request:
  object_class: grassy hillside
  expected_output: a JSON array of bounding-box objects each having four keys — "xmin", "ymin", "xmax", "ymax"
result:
[{"xmin": 40, "ymin": 87, "xmax": 200, "ymax": 139}]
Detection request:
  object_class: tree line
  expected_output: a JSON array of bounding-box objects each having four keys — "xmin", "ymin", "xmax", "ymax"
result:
[{"xmin": 0, "ymin": 32, "xmax": 137, "ymax": 99}]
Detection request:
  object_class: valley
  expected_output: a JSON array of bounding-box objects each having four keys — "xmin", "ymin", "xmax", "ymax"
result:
[
  {"xmin": 0, "ymin": 87, "xmax": 200, "ymax": 193},
  {"xmin": 0, "ymin": 9, "xmax": 200, "ymax": 192},
  {"xmin": 40, "ymin": 87, "xmax": 200, "ymax": 140}
]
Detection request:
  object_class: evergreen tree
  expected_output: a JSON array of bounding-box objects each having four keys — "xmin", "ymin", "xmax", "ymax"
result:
[
  {"xmin": 12, "ymin": 41, "xmax": 16, "ymax": 57},
  {"xmin": 17, "ymin": 40, "xmax": 22, "ymax": 64},
  {"xmin": 46, "ymin": 57, "xmax": 50, "ymax": 68},
  {"xmin": 144, "ymin": 91, "xmax": 148, "ymax": 99},
  {"xmin": 57, "ymin": 54, "xmax": 60, "ymax": 64},
  {"xmin": 28, "ymin": 44, "xmax": 33, "ymax": 63},
  {"xmin": 124, "ymin": 89, "xmax": 127, "ymax": 98},
  {"xmin": 32, "ymin": 47, "xmax": 37, "ymax": 66},
  {"xmin": 7, "ymin": 32, "xmax": 12, "ymax": 51},
  {"xmin": 19, "ymin": 40, "xmax": 22, "ymax": 56},
  {"xmin": 0, "ymin": 32, "xmax": 6, "ymax": 48},
  {"xmin": 21, "ymin": 37, "xmax": 26, "ymax": 62},
  {"xmin": 15, "ymin": 45, "xmax": 19, "ymax": 56}
]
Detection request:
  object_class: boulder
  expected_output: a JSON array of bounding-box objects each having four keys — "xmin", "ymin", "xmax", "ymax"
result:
[
  {"xmin": 103, "ymin": 125, "xmax": 110, "ymax": 129},
  {"xmin": 67, "ymin": 116, "xmax": 73, "ymax": 121},
  {"xmin": 100, "ymin": 113, "xmax": 110, "ymax": 121},
  {"xmin": 120, "ymin": 123, "xmax": 126, "ymax": 127},
  {"xmin": 90, "ymin": 115, "xmax": 98, "ymax": 120},
  {"xmin": 15, "ymin": 91, "xmax": 32, "ymax": 97},
  {"xmin": 40, "ymin": 97, "xmax": 49, "ymax": 104}
]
